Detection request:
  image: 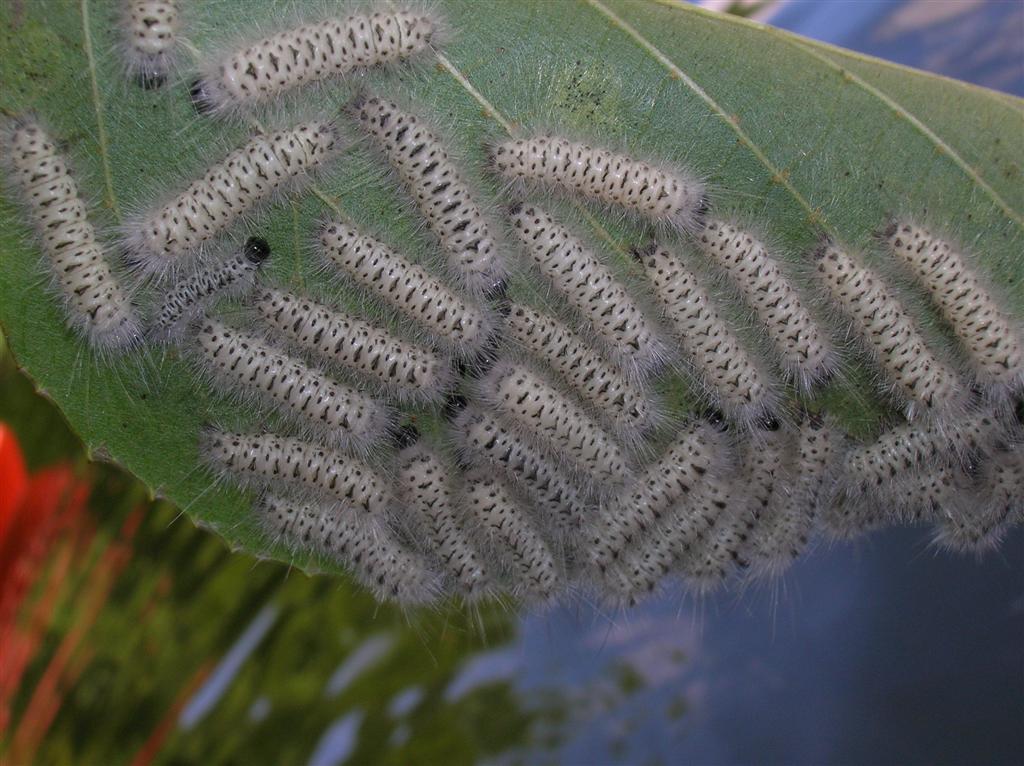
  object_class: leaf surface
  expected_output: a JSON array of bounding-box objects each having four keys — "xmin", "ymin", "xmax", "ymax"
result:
[{"xmin": 1, "ymin": 0, "xmax": 1021, "ymax": 566}]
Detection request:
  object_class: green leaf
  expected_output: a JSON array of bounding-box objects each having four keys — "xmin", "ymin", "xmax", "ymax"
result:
[{"xmin": 1, "ymin": 0, "xmax": 1021, "ymax": 569}]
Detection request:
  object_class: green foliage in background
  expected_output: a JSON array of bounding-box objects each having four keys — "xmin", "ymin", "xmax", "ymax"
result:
[{"xmin": 1, "ymin": 0, "xmax": 1021, "ymax": 570}]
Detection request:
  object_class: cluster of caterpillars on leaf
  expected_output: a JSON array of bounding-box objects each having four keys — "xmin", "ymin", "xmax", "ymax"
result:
[{"xmin": 2, "ymin": 1, "xmax": 1021, "ymax": 610}]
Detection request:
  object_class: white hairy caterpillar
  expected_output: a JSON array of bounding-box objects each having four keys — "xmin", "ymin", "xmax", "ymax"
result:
[
  {"xmin": 814, "ymin": 241, "xmax": 963, "ymax": 417},
  {"xmin": 190, "ymin": 10, "xmax": 437, "ymax": 116},
  {"xmin": 679, "ymin": 504, "xmax": 748, "ymax": 592},
  {"xmin": 318, "ymin": 222, "xmax": 493, "ymax": 354},
  {"xmin": 696, "ymin": 219, "xmax": 834, "ymax": 389},
  {"xmin": 450, "ymin": 406, "xmax": 589, "ymax": 538},
  {"xmin": 150, "ymin": 236, "xmax": 270, "ymax": 342},
  {"xmin": 886, "ymin": 465, "xmax": 969, "ymax": 524},
  {"xmin": 478, "ymin": 361, "xmax": 629, "ymax": 486},
  {"xmin": 195, "ymin": 319, "xmax": 390, "ymax": 451},
  {"xmin": 125, "ymin": 121, "xmax": 338, "ymax": 277},
  {"xmin": 119, "ymin": 0, "xmax": 182, "ymax": 89},
  {"xmin": 258, "ymin": 493, "xmax": 438, "ymax": 605},
  {"xmin": 203, "ymin": 430, "xmax": 393, "ymax": 515},
  {"xmin": 3, "ymin": 120, "xmax": 140, "ymax": 350},
  {"xmin": 395, "ymin": 442, "xmax": 492, "ymax": 600},
  {"xmin": 749, "ymin": 416, "xmax": 837, "ymax": 577},
  {"xmin": 845, "ymin": 407, "xmax": 1008, "ymax": 492},
  {"xmin": 933, "ymin": 449, "xmax": 1023, "ymax": 555},
  {"xmin": 508, "ymin": 205, "xmax": 665, "ymax": 374},
  {"xmin": 462, "ymin": 469, "xmax": 559, "ymax": 600},
  {"xmin": 883, "ymin": 220, "xmax": 1024, "ymax": 396},
  {"xmin": 983, "ymin": 449, "xmax": 1024, "ymax": 526},
  {"xmin": 490, "ymin": 135, "xmax": 706, "ymax": 232},
  {"xmin": 682, "ymin": 423, "xmax": 790, "ymax": 588},
  {"xmin": 586, "ymin": 418, "xmax": 729, "ymax": 576},
  {"xmin": 610, "ymin": 468, "xmax": 734, "ymax": 602},
  {"xmin": 350, "ymin": 96, "xmax": 506, "ymax": 295},
  {"xmin": 636, "ymin": 243, "xmax": 777, "ymax": 425},
  {"xmin": 502, "ymin": 301, "xmax": 659, "ymax": 440},
  {"xmin": 254, "ymin": 287, "xmax": 452, "ymax": 404}
]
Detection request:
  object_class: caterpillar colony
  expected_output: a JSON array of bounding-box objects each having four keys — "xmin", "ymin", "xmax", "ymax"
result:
[{"xmin": 2, "ymin": 2, "xmax": 1020, "ymax": 610}]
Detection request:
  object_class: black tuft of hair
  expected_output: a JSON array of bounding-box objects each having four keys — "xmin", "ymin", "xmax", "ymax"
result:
[
  {"xmin": 391, "ymin": 423, "xmax": 421, "ymax": 450},
  {"xmin": 189, "ymin": 79, "xmax": 214, "ymax": 115}
]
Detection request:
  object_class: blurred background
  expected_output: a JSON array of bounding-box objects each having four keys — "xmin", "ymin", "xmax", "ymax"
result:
[{"xmin": 1, "ymin": 1, "xmax": 1021, "ymax": 764}]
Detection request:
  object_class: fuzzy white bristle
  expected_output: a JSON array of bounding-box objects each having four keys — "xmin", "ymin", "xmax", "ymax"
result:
[
  {"xmin": 883, "ymin": 220, "xmax": 1024, "ymax": 396},
  {"xmin": 258, "ymin": 493, "xmax": 439, "ymax": 605},
  {"xmin": 491, "ymin": 136, "xmax": 705, "ymax": 232},
  {"xmin": 638, "ymin": 243, "xmax": 777, "ymax": 425},
  {"xmin": 204, "ymin": 430, "xmax": 394, "ymax": 515},
  {"xmin": 844, "ymin": 408, "xmax": 1006, "ymax": 493},
  {"xmin": 4, "ymin": 120, "xmax": 139, "ymax": 349},
  {"xmin": 932, "ymin": 449, "xmax": 1023, "ymax": 554},
  {"xmin": 451, "ymin": 407, "xmax": 588, "ymax": 538},
  {"xmin": 462, "ymin": 469, "xmax": 559, "ymax": 600},
  {"xmin": 195, "ymin": 319, "xmax": 391, "ymax": 451},
  {"xmin": 857, "ymin": 463, "xmax": 969, "ymax": 527},
  {"xmin": 586, "ymin": 419, "xmax": 728, "ymax": 577},
  {"xmin": 479, "ymin": 360, "xmax": 630, "ymax": 486},
  {"xmin": 191, "ymin": 10, "xmax": 436, "ymax": 114},
  {"xmin": 352, "ymin": 96, "xmax": 506, "ymax": 295},
  {"xmin": 814, "ymin": 242, "xmax": 964, "ymax": 418},
  {"xmin": 502, "ymin": 301, "xmax": 659, "ymax": 439},
  {"xmin": 396, "ymin": 444, "xmax": 492, "ymax": 600},
  {"xmin": 255, "ymin": 286, "xmax": 452, "ymax": 404},
  {"xmin": 749, "ymin": 417, "xmax": 837, "ymax": 576},
  {"xmin": 150, "ymin": 236, "xmax": 270, "ymax": 342},
  {"xmin": 120, "ymin": 0, "xmax": 182, "ymax": 89},
  {"xmin": 697, "ymin": 219, "xmax": 834, "ymax": 389},
  {"xmin": 611, "ymin": 468, "xmax": 734, "ymax": 601},
  {"xmin": 318, "ymin": 222, "xmax": 494, "ymax": 354},
  {"xmin": 508, "ymin": 205, "xmax": 665, "ymax": 374},
  {"xmin": 126, "ymin": 121, "xmax": 338, "ymax": 276}
]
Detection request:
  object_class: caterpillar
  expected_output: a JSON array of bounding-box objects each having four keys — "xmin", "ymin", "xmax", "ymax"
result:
[
  {"xmin": 125, "ymin": 121, "xmax": 338, "ymax": 277},
  {"xmin": 814, "ymin": 241, "xmax": 963, "ymax": 418},
  {"xmin": 883, "ymin": 220, "xmax": 1024, "ymax": 396},
  {"xmin": 450, "ymin": 406, "xmax": 588, "ymax": 538},
  {"xmin": 479, "ymin": 361, "xmax": 629, "ymax": 486},
  {"xmin": 254, "ymin": 287, "xmax": 452, "ymax": 404},
  {"xmin": 681, "ymin": 422, "xmax": 790, "ymax": 588},
  {"xmin": 350, "ymin": 96, "xmax": 506, "ymax": 295},
  {"xmin": 748, "ymin": 416, "xmax": 837, "ymax": 577},
  {"xmin": 636, "ymin": 242, "xmax": 777, "ymax": 425},
  {"xmin": 150, "ymin": 236, "xmax": 270, "ymax": 342},
  {"xmin": 119, "ymin": 0, "xmax": 182, "ymax": 89},
  {"xmin": 257, "ymin": 493, "xmax": 438, "ymax": 605},
  {"xmin": 983, "ymin": 449, "xmax": 1024, "ymax": 526},
  {"xmin": 586, "ymin": 418, "xmax": 728, "ymax": 576},
  {"xmin": 904, "ymin": 466, "xmax": 971, "ymax": 523},
  {"xmin": 696, "ymin": 219, "xmax": 834, "ymax": 389},
  {"xmin": 203, "ymin": 430, "xmax": 393, "ymax": 515},
  {"xmin": 508, "ymin": 205, "xmax": 665, "ymax": 374},
  {"xmin": 318, "ymin": 222, "xmax": 493, "ymax": 354},
  {"xmin": 462, "ymin": 469, "xmax": 559, "ymax": 600},
  {"xmin": 502, "ymin": 301, "xmax": 658, "ymax": 439},
  {"xmin": 610, "ymin": 467, "xmax": 734, "ymax": 602},
  {"xmin": 933, "ymin": 449, "xmax": 1023, "ymax": 554},
  {"xmin": 395, "ymin": 439, "xmax": 492, "ymax": 600},
  {"xmin": 3, "ymin": 120, "xmax": 139, "ymax": 350},
  {"xmin": 845, "ymin": 407, "xmax": 1008, "ymax": 492},
  {"xmin": 190, "ymin": 10, "xmax": 437, "ymax": 115},
  {"xmin": 490, "ymin": 135, "xmax": 706, "ymax": 232},
  {"xmin": 195, "ymin": 319, "xmax": 390, "ymax": 451}
]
